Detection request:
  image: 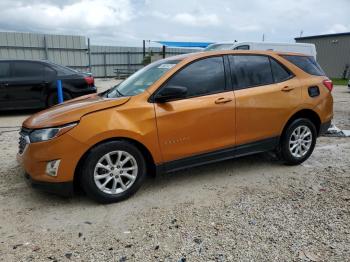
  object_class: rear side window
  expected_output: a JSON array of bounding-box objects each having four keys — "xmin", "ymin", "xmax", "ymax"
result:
[
  {"xmin": 234, "ymin": 45, "xmax": 249, "ymax": 50},
  {"xmin": 229, "ymin": 55, "xmax": 273, "ymax": 89},
  {"xmin": 282, "ymin": 55, "xmax": 325, "ymax": 76},
  {"xmin": 49, "ymin": 63, "xmax": 77, "ymax": 76},
  {"xmin": 269, "ymin": 58, "xmax": 292, "ymax": 82},
  {"xmin": 0, "ymin": 62, "xmax": 10, "ymax": 78},
  {"xmin": 44, "ymin": 66, "xmax": 57, "ymax": 78},
  {"xmin": 13, "ymin": 62, "xmax": 43, "ymax": 78},
  {"xmin": 165, "ymin": 56, "xmax": 226, "ymax": 97},
  {"xmin": 204, "ymin": 44, "xmax": 233, "ymax": 51}
]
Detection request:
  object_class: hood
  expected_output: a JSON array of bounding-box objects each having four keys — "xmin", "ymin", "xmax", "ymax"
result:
[{"xmin": 23, "ymin": 94, "xmax": 130, "ymax": 129}]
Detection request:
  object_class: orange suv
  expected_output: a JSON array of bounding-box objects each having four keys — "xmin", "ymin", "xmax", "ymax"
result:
[{"xmin": 17, "ymin": 51, "xmax": 333, "ymax": 203}]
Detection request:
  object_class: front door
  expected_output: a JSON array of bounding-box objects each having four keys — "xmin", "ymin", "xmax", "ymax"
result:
[
  {"xmin": 154, "ymin": 56, "xmax": 236, "ymax": 163},
  {"xmin": 0, "ymin": 61, "xmax": 11, "ymax": 109},
  {"xmin": 7, "ymin": 61, "xmax": 45, "ymax": 109}
]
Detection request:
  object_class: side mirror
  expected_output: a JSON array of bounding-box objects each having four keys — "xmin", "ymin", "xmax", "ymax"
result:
[{"xmin": 154, "ymin": 85, "xmax": 187, "ymax": 103}]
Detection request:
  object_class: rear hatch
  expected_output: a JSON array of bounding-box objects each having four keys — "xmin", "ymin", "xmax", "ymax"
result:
[{"xmin": 281, "ymin": 54, "xmax": 333, "ymax": 92}]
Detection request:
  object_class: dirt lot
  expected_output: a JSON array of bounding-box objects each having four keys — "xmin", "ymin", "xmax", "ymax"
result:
[{"xmin": 0, "ymin": 82, "xmax": 349, "ymax": 261}]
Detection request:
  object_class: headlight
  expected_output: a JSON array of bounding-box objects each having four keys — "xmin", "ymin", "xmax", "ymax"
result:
[{"xmin": 29, "ymin": 123, "xmax": 78, "ymax": 143}]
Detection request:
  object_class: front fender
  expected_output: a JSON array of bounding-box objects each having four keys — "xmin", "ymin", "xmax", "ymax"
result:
[{"xmin": 68, "ymin": 102, "xmax": 162, "ymax": 164}]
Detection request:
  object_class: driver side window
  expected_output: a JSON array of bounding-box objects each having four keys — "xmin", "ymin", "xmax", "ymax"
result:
[{"xmin": 164, "ymin": 56, "xmax": 226, "ymax": 98}]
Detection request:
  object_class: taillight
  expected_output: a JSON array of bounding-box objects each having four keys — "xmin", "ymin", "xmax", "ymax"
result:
[
  {"xmin": 84, "ymin": 76, "xmax": 94, "ymax": 86},
  {"xmin": 323, "ymin": 79, "xmax": 333, "ymax": 92}
]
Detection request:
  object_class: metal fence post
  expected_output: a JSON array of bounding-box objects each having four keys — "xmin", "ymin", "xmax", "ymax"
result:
[
  {"xmin": 87, "ymin": 38, "xmax": 91, "ymax": 72},
  {"xmin": 56, "ymin": 80, "xmax": 63, "ymax": 103},
  {"xmin": 142, "ymin": 40, "xmax": 146, "ymax": 59},
  {"xmin": 127, "ymin": 51, "xmax": 130, "ymax": 72},
  {"xmin": 103, "ymin": 52, "xmax": 107, "ymax": 78},
  {"xmin": 162, "ymin": 45, "xmax": 166, "ymax": 58},
  {"xmin": 44, "ymin": 36, "xmax": 49, "ymax": 60}
]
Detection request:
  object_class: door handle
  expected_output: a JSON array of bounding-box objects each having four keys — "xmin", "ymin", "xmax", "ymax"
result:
[
  {"xmin": 215, "ymin": 97, "xmax": 232, "ymax": 104},
  {"xmin": 281, "ymin": 86, "xmax": 294, "ymax": 92}
]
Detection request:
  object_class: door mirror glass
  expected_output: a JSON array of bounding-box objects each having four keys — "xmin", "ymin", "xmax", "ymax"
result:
[{"xmin": 154, "ymin": 85, "xmax": 187, "ymax": 103}]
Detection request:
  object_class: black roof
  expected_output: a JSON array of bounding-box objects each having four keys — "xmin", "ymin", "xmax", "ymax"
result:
[
  {"xmin": 295, "ymin": 32, "xmax": 350, "ymax": 40},
  {"xmin": 0, "ymin": 59, "xmax": 50, "ymax": 63}
]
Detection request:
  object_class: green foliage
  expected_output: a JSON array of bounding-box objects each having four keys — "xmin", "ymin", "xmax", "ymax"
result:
[{"xmin": 331, "ymin": 78, "xmax": 348, "ymax": 86}]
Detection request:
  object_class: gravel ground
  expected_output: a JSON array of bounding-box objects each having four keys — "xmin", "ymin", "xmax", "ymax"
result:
[{"xmin": 0, "ymin": 83, "xmax": 349, "ymax": 261}]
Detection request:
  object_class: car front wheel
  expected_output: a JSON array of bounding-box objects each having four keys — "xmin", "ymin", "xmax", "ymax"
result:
[
  {"xmin": 278, "ymin": 118, "xmax": 317, "ymax": 165},
  {"xmin": 81, "ymin": 141, "xmax": 147, "ymax": 203}
]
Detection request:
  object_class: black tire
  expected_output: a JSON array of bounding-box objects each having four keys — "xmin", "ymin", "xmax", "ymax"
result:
[
  {"xmin": 81, "ymin": 141, "xmax": 147, "ymax": 204},
  {"xmin": 278, "ymin": 118, "xmax": 317, "ymax": 165},
  {"xmin": 47, "ymin": 91, "xmax": 72, "ymax": 107}
]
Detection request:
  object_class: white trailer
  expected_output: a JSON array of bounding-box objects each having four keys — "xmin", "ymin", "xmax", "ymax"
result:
[{"xmin": 204, "ymin": 41, "xmax": 317, "ymax": 58}]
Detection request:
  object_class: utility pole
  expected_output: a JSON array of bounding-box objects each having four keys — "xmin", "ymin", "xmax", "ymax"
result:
[
  {"xmin": 262, "ymin": 33, "xmax": 265, "ymax": 42},
  {"xmin": 300, "ymin": 30, "xmax": 304, "ymax": 37}
]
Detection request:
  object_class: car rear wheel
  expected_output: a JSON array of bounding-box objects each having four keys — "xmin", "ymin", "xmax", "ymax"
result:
[
  {"xmin": 278, "ymin": 118, "xmax": 317, "ymax": 165},
  {"xmin": 81, "ymin": 141, "xmax": 147, "ymax": 203},
  {"xmin": 47, "ymin": 91, "xmax": 72, "ymax": 107}
]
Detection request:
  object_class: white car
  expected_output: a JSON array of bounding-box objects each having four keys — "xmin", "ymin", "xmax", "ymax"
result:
[{"xmin": 204, "ymin": 41, "xmax": 317, "ymax": 59}]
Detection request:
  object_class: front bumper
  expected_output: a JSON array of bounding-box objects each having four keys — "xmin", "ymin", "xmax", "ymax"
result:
[
  {"xmin": 24, "ymin": 173, "xmax": 73, "ymax": 197},
  {"xmin": 17, "ymin": 130, "xmax": 88, "ymax": 195}
]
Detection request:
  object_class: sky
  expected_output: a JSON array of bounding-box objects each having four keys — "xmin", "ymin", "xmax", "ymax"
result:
[{"xmin": 0, "ymin": 0, "xmax": 349, "ymax": 47}]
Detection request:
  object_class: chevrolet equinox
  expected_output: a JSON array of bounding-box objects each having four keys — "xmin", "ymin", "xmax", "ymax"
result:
[{"xmin": 17, "ymin": 51, "xmax": 333, "ymax": 203}]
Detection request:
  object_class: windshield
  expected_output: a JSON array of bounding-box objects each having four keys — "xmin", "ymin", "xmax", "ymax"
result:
[
  {"xmin": 204, "ymin": 44, "xmax": 234, "ymax": 51},
  {"xmin": 104, "ymin": 59, "xmax": 180, "ymax": 98}
]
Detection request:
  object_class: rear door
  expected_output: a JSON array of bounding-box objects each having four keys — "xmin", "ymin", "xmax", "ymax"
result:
[
  {"xmin": 7, "ymin": 61, "xmax": 46, "ymax": 108},
  {"xmin": 0, "ymin": 61, "xmax": 11, "ymax": 109},
  {"xmin": 229, "ymin": 54, "xmax": 301, "ymax": 145}
]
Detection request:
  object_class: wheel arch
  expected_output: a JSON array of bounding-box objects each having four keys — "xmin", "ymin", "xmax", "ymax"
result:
[
  {"xmin": 73, "ymin": 137, "xmax": 156, "ymax": 191},
  {"xmin": 281, "ymin": 109, "xmax": 321, "ymax": 139}
]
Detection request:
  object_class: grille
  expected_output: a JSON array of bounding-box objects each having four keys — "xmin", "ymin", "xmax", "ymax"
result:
[{"xmin": 18, "ymin": 127, "xmax": 31, "ymax": 154}]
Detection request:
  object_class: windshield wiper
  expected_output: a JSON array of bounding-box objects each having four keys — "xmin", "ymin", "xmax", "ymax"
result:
[
  {"xmin": 106, "ymin": 88, "xmax": 123, "ymax": 98},
  {"xmin": 115, "ymin": 89, "xmax": 124, "ymax": 97},
  {"xmin": 102, "ymin": 84, "xmax": 124, "ymax": 98}
]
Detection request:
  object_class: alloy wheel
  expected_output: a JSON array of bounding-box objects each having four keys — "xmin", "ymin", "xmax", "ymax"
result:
[
  {"xmin": 93, "ymin": 150, "xmax": 138, "ymax": 195},
  {"xmin": 289, "ymin": 125, "xmax": 313, "ymax": 158}
]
